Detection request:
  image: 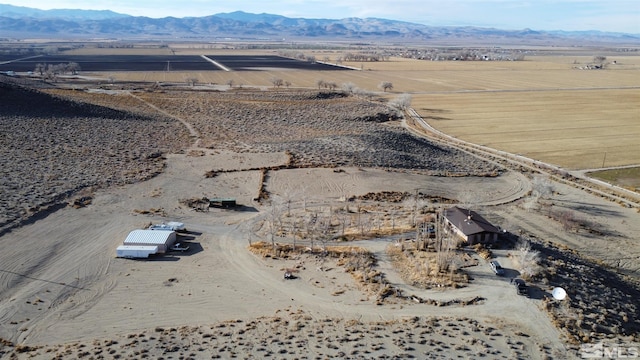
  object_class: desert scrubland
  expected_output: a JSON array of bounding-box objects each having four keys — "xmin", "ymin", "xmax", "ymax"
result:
[{"xmin": 0, "ymin": 43, "xmax": 639, "ymax": 359}]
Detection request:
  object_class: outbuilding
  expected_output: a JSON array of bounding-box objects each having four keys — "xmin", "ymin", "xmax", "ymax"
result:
[
  {"xmin": 122, "ymin": 229, "xmax": 176, "ymax": 253},
  {"xmin": 116, "ymin": 245, "xmax": 159, "ymax": 259}
]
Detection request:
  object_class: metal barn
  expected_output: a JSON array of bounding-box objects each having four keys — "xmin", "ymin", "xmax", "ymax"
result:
[
  {"xmin": 116, "ymin": 245, "xmax": 159, "ymax": 259},
  {"xmin": 122, "ymin": 229, "xmax": 176, "ymax": 253}
]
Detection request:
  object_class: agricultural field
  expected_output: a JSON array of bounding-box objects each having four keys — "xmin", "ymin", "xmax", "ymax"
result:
[
  {"xmin": 588, "ymin": 167, "xmax": 640, "ymax": 192},
  {"xmin": 3, "ymin": 42, "xmax": 638, "ymax": 172},
  {"xmin": 89, "ymin": 51, "xmax": 640, "ymax": 172},
  {"xmin": 0, "ymin": 54, "xmax": 350, "ymax": 72},
  {"xmin": 412, "ymin": 88, "xmax": 640, "ymax": 170}
]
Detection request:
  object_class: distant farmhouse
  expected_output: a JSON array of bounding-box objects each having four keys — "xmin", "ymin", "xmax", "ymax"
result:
[{"xmin": 443, "ymin": 206, "xmax": 500, "ymax": 245}]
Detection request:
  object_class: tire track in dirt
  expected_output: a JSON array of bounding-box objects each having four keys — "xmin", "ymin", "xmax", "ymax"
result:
[{"xmin": 127, "ymin": 92, "xmax": 202, "ymax": 148}]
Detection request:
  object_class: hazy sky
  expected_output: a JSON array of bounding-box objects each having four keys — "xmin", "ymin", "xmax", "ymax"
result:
[{"xmin": 3, "ymin": 0, "xmax": 639, "ymax": 33}]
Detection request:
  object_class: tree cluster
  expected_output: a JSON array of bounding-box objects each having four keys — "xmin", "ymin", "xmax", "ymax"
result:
[
  {"xmin": 316, "ymin": 79, "xmax": 338, "ymax": 91},
  {"xmin": 340, "ymin": 52, "xmax": 391, "ymax": 62},
  {"xmin": 34, "ymin": 62, "xmax": 81, "ymax": 81},
  {"xmin": 396, "ymin": 48, "xmax": 525, "ymax": 61}
]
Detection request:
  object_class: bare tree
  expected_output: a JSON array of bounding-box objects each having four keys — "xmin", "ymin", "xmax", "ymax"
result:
[
  {"xmin": 226, "ymin": 79, "xmax": 234, "ymax": 88},
  {"xmin": 522, "ymin": 196, "xmax": 539, "ymax": 213},
  {"xmin": 531, "ymin": 175, "xmax": 553, "ymax": 199},
  {"xmin": 291, "ymin": 219, "xmax": 300, "ymax": 251},
  {"xmin": 67, "ymin": 62, "xmax": 81, "ymax": 75},
  {"xmin": 389, "ymin": 93, "xmax": 412, "ymax": 110},
  {"xmin": 306, "ymin": 211, "xmax": 319, "ymax": 251},
  {"xmin": 297, "ymin": 184, "xmax": 309, "ymax": 212},
  {"xmin": 316, "ymin": 214, "xmax": 332, "ymax": 254},
  {"xmin": 316, "ymin": 79, "xmax": 326, "ymax": 90},
  {"xmin": 593, "ymin": 55, "xmax": 607, "ymax": 64},
  {"xmin": 34, "ymin": 63, "xmax": 45, "ymax": 76},
  {"xmin": 271, "ymin": 77, "xmax": 284, "ymax": 88},
  {"xmin": 378, "ymin": 81, "xmax": 393, "ymax": 92},
  {"xmin": 185, "ymin": 77, "xmax": 199, "ymax": 87},
  {"xmin": 514, "ymin": 239, "xmax": 541, "ymax": 280},
  {"xmin": 325, "ymin": 81, "xmax": 338, "ymax": 91},
  {"xmin": 338, "ymin": 212, "xmax": 350, "ymax": 237},
  {"xmin": 341, "ymin": 82, "xmax": 356, "ymax": 94},
  {"xmin": 268, "ymin": 201, "xmax": 283, "ymax": 251},
  {"xmin": 435, "ymin": 210, "xmax": 456, "ymax": 272}
]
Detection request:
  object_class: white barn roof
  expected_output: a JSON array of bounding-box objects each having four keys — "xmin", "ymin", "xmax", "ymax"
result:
[{"xmin": 123, "ymin": 229, "xmax": 176, "ymax": 247}]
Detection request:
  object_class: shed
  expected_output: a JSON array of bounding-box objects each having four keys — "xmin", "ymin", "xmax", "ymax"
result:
[
  {"xmin": 123, "ymin": 229, "xmax": 176, "ymax": 253},
  {"xmin": 443, "ymin": 206, "xmax": 499, "ymax": 245},
  {"xmin": 116, "ymin": 245, "xmax": 159, "ymax": 259},
  {"xmin": 209, "ymin": 198, "xmax": 236, "ymax": 208}
]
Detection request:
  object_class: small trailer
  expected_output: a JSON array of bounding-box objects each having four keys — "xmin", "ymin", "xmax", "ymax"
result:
[{"xmin": 209, "ymin": 197, "xmax": 237, "ymax": 208}]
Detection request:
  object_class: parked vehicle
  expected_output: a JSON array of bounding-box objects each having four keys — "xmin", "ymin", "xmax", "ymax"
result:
[
  {"xmin": 170, "ymin": 243, "xmax": 189, "ymax": 252},
  {"xmin": 489, "ymin": 260, "xmax": 505, "ymax": 276},
  {"xmin": 149, "ymin": 221, "xmax": 186, "ymax": 232},
  {"xmin": 513, "ymin": 278, "xmax": 528, "ymax": 296},
  {"xmin": 167, "ymin": 221, "xmax": 186, "ymax": 232},
  {"xmin": 149, "ymin": 224, "xmax": 173, "ymax": 231}
]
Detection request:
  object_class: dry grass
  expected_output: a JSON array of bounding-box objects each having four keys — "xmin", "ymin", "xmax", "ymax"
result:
[
  {"xmin": 248, "ymin": 241, "xmax": 401, "ymax": 302},
  {"xmin": 414, "ymin": 89, "xmax": 640, "ymax": 170},
  {"xmin": 587, "ymin": 167, "xmax": 640, "ymax": 192},
  {"xmin": 386, "ymin": 242, "xmax": 469, "ymax": 289}
]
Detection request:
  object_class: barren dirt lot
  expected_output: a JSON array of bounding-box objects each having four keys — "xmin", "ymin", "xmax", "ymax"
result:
[{"xmin": 0, "ymin": 76, "xmax": 639, "ymax": 359}]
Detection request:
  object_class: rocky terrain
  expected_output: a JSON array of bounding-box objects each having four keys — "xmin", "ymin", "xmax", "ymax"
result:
[
  {"xmin": 0, "ymin": 79, "xmax": 190, "ymax": 235},
  {"xmin": 1, "ymin": 78, "xmax": 638, "ymax": 359},
  {"xmin": 133, "ymin": 90, "xmax": 500, "ymax": 173},
  {"xmin": 0, "ymin": 81, "xmax": 501, "ymax": 234}
]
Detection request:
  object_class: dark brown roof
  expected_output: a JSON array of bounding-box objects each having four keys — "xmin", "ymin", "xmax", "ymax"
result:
[{"xmin": 444, "ymin": 206, "xmax": 499, "ymax": 236}]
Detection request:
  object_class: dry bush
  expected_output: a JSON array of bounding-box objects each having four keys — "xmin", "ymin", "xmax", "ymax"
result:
[
  {"xmin": 132, "ymin": 208, "xmax": 166, "ymax": 216},
  {"xmin": 148, "ymin": 188, "xmax": 163, "ymax": 198},
  {"xmin": 14, "ymin": 344, "xmax": 38, "ymax": 353},
  {"xmin": 387, "ymin": 241, "xmax": 468, "ymax": 289},
  {"xmin": 473, "ymin": 243, "xmax": 492, "ymax": 260},
  {"xmin": 248, "ymin": 242, "xmax": 402, "ymax": 302},
  {"xmin": 204, "ymin": 170, "xmax": 218, "ymax": 178},
  {"xmin": 179, "ymin": 197, "xmax": 209, "ymax": 211},
  {"xmin": 536, "ymin": 239, "xmax": 640, "ymax": 344}
]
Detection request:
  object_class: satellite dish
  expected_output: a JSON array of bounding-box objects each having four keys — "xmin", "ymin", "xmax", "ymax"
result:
[{"xmin": 552, "ymin": 287, "xmax": 567, "ymax": 300}]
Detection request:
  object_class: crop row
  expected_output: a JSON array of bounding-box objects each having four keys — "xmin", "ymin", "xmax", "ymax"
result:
[{"xmin": 0, "ymin": 55, "xmax": 350, "ymax": 72}]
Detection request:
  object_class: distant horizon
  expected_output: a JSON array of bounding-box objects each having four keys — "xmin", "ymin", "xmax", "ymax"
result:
[{"xmin": 1, "ymin": 1, "xmax": 639, "ymax": 34}]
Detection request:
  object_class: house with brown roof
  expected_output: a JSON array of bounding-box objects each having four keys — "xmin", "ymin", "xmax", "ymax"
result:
[{"xmin": 443, "ymin": 206, "xmax": 500, "ymax": 245}]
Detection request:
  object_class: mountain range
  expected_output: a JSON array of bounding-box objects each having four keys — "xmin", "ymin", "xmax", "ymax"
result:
[{"xmin": 1, "ymin": 4, "xmax": 638, "ymax": 45}]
